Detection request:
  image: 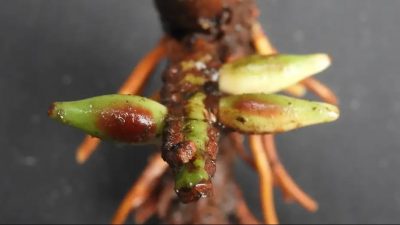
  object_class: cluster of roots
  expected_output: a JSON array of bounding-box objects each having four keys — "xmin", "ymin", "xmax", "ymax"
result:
[{"xmin": 69, "ymin": 22, "xmax": 338, "ymax": 224}]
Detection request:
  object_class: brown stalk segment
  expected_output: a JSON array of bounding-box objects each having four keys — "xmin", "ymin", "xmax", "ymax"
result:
[
  {"xmin": 75, "ymin": 38, "xmax": 167, "ymax": 164},
  {"xmin": 158, "ymin": 0, "xmax": 259, "ymax": 205},
  {"xmin": 249, "ymin": 135, "xmax": 279, "ymax": 225},
  {"xmin": 262, "ymin": 135, "xmax": 318, "ymax": 212},
  {"xmin": 111, "ymin": 154, "xmax": 168, "ymax": 225}
]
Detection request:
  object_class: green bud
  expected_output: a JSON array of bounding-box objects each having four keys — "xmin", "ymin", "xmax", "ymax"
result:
[
  {"xmin": 219, "ymin": 94, "xmax": 339, "ymax": 133},
  {"xmin": 48, "ymin": 94, "xmax": 167, "ymax": 143},
  {"xmin": 219, "ymin": 54, "xmax": 331, "ymax": 95}
]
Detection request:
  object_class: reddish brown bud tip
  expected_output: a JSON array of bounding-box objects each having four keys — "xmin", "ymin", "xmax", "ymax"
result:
[{"xmin": 47, "ymin": 103, "xmax": 56, "ymax": 117}]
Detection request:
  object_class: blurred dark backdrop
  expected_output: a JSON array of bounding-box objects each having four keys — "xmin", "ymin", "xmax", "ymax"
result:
[{"xmin": 1, "ymin": 0, "xmax": 400, "ymax": 224}]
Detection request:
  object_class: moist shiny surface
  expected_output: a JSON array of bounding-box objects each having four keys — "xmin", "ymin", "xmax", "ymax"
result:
[
  {"xmin": 97, "ymin": 105, "xmax": 157, "ymax": 143},
  {"xmin": 159, "ymin": 0, "xmax": 258, "ymax": 203}
]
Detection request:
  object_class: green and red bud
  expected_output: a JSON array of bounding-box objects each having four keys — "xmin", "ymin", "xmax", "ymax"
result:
[
  {"xmin": 218, "ymin": 94, "xmax": 339, "ymax": 133},
  {"xmin": 218, "ymin": 53, "xmax": 331, "ymax": 95},
  {"xmin": 48, "ymin": 94, "xmax": 167, "ymax": 143}
]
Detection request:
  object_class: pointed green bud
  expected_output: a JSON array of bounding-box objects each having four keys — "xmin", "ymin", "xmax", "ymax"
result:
[
  {"xmin": 48, "ymin": 94, "xmax": 167, "ymax": 143},
  {"xmin": 219, "ymin": 94, "xmax": 339, "ymax": 133},
  {"xmin": 218, "ymin": 54, "xmax": 331, "ymax": 95}
]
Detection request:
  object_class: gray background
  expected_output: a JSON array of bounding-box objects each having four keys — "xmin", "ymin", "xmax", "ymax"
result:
[{"xmin": 1, "ymin": 0, "xmax": 399, "ymax": 224}]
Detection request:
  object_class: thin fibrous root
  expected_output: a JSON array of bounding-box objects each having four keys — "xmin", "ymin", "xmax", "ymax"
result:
[
  {"xmin": 150, "ymin": 90, "xmax": 161, "ymax": 102},
  {"xmin": 157, "ymin": 180, "xmax": 175, "ymax": 219},
  {"xmin": 229, "ymin": 132, "xmax": 256, "ymax": 169},
  {"xmin": 262, "ymin": 135, "xmax": 318, "ymax": 212},
  {"xmin": 234, "ymin": 184, "xmax": 261, "ymax": 224},
  {"xmin": 249, "ymin": 135, "xmax": 279, "ymax": 225},
  {"xmin": 229, "ymin": 133, "xmax": 278, "ymax": 187},
  {"xmin": 302, "ymin": 77, "xmax": 339, "ymax": 105},
  {"xmin": 134, "ymin": 194, "xmax": 158, "ymax": 224},
  {"xmin": 111, "ymin": 153, "xmax": 168, "ymax": 225},
  {"xmin": 252, "ymin": 22, "xmax": 277, "ymax": 55},
  {"xmin": 118, "ymin": 37, "xmax": 168, "ymax": 95},
  {"xmin": 76, "ymin": 136, "xmax": 101, "ymax": 165},
  {"xmin": 75, "ymin": 37, "xmax": 168, "ymax": 164}
]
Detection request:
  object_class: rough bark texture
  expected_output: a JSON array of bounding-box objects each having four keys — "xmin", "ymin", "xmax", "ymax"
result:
[{"xmin": 154, "ymin": 0, "xmax": 260, "ymax": 222}]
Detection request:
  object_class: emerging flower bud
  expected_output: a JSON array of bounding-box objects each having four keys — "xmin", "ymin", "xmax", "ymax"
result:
[
  {"xmin": 219, "ymin": 54, "xmax": 331, "ymax": 95},
  {"xmin": 219, "ymin": 94, "xmax": 339, "ymax": 133}
]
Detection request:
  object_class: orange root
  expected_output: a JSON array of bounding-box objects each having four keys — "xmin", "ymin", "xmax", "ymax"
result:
[
  {"xmin": 249, "ymin": 135, "xmax": 279, "ymax": 225},
  {"xmin": 302, "ymin": 78, "xmax": 338, "ymax": 105},
  {"xmin": 156, "ymin": 181, "xmax": 175, "ymax": 219},
  {"xmin": 262, "ymin": 135, "xmax": 318, "ymax": 212},
  {"xmin": 75, "ymin": 136, "xmax": 101, "ymax": 164},
  {"xmin": 252, "ymin": 23, "xmax": 333, "ymax": 213},
  {"xmin": 235, "ymin": 185, "xmax": 261, "ymax": 224},
  {"xmin": 150, "ymin": 90, "xmax": 161, "ymax": 102},
  {"xmin": 134, "ymin": 195, "xmax": 158, "ymax": 224},
  {"xmin": 75, "ymin": 38, "xmax": 167, "ymax": 164},
  {"xmin": 111, "ymin": 153, "xmax": 168, "ymax": 225},
  {"xmin": 252, "ymin": 23, "xmax": 277, "ymax": 55},
  {"xmin": 229, "ymin": 132, "xmax": 256, "ymax": 169},
  {"xmin": 118, "ymin": 37, "xmax": 168, "ymax": 95}
]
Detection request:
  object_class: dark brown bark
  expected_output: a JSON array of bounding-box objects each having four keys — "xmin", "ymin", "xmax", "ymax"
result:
[{"xmin": 155, "ymin": 0, "xmax": 260, "ymax": 222}]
